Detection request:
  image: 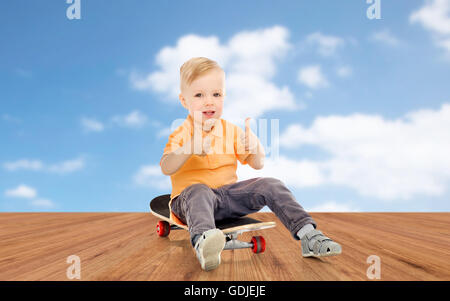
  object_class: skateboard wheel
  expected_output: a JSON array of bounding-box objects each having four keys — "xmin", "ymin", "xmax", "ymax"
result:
[
  {"xmin": 156, "ymin": 221, "xmax": 170, "ymax": 237},
  {"xmin": 251, "ymin": 236, "xmax": 266, "ymax": 253}
]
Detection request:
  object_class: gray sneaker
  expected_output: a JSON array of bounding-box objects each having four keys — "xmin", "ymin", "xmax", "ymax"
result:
[
  {"xmin": 194, "ymin": 229, "xmax": 226, "ymax": 271},
  {"xmin": 301, "ymin": 229, "xmax": 342, "ymax": 257}
]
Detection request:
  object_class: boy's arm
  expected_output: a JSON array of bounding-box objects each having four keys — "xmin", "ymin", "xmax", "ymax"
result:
[
  {"xmin": 160, "ymin": 137, "xmax": 194, "ymax": 176},
  {"xmin": 245, "ymin": 140, "xmax": 265, "ymax": 170},
  {"xmin": 161, "ymin": 120, "xmax": 217, "ymax": 176},
  {"xmin": 160, "ymin": 131, "xmax": 214, "ymax": 175},
  {"xmin": 239, "ymin": 117, "xmax": 265, "ymax": 170}
]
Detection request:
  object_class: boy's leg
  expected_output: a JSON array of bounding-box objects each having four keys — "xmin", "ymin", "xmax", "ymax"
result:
[
  {"xmin": 218, "ymin": 177, "xmax": 341, "ymax": 257},
  {"xmin": 170, "ymin": 183, "xmax": 226, "ymax": 270},
  {"xmin": 217, "ymin": 177, "xmax": 317, "ymax": 240},
  {"xmin": 170, "ymin": 183, "xmax": 227, "ymax": 246}
]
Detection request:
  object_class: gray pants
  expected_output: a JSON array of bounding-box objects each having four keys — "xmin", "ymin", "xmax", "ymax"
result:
[{"xmin": 170, "ymin": 177, "xmax": 317, "ymax": 246}]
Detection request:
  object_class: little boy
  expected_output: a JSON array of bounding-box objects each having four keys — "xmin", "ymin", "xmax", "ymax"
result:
[{"xmin": 160, "ymin": 57, "xmax": 342, "ymax": 271}]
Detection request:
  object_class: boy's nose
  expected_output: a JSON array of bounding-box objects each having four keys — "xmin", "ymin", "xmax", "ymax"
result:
[{"xmin": 204, "ymin": 96, "xmax": 214, "ymax": 104}]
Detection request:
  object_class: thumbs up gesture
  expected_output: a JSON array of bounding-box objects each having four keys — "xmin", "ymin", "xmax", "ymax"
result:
[
  {"xmin": 239, "ymin": 117, "xmax": 259, "ymax": 154},
  {"xmin": 202, "ymin": 118, "xmax": 216, "ymax": 132},
  {"xmin": 200, "ymin": 133, "xmax": 212, "ymax": 156}
]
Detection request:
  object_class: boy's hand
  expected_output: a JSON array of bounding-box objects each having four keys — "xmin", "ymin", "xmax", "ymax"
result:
[
  {"xmin": 192, "ymin": 133, "xmax": 213, "ymax": 156},
  {"xmin": 193, "ymin": 118, "xmax": 215, "ymax": 156},
  {"xmin": 200, "ymin": 133, "xmax": 213, "ymax": 156},
  {"xmin": 203, "ymin": 118, "xmax": 216, "ymax": 132},
  {"xmin": 239, "ymin": 117, "xmax": 259, "ymax": 154}
]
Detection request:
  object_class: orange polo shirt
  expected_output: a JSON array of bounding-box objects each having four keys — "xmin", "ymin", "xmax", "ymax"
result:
[{"xmin": 160, "ymin": 114, "xmax": 250, "ymax": 224}]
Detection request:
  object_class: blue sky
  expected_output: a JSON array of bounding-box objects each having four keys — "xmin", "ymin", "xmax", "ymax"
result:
[{"xmin": 1, "ymin": 0, "xmax": 450, "ymax": 212}]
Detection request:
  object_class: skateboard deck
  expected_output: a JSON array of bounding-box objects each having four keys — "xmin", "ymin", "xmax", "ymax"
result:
[{"xmin": 149, "ymin": 194, "xmax": 276, "ymax": 234}]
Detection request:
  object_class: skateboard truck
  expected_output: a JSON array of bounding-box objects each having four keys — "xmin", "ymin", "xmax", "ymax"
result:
[{"xmin": 224, "ymin": 233, "xmax": 266, "ymax": 253}]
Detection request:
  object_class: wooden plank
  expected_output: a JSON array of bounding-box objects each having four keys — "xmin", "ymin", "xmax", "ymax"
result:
[{"xmin": 0, "ymin": 212, "xmax": 449, "ymax": 280}]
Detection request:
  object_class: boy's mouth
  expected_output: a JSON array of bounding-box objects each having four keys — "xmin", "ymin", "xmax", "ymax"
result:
[{"xmin": 203, "ymin": 110, "xmax": 215, "ymax": 118}]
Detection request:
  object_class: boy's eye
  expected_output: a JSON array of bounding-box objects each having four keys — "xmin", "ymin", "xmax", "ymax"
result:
[{"xmin": 194, "ymin": 93, "xmax": 221, "ymax": 97}]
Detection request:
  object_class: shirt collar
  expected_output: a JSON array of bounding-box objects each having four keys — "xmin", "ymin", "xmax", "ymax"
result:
[{"xmin": 186, "ymin": 114, "xmax": 222, "ymax": 137}]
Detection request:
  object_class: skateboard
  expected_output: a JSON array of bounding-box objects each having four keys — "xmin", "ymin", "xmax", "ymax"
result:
[{"xmin": 149, "ymin": 194, "xmax": 276, "ymax": 253}]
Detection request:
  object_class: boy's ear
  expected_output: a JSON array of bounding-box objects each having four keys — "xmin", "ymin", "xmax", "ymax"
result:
[{"xmin": 179, "ymin": 93, "xmax": 187, "ymax": 109}]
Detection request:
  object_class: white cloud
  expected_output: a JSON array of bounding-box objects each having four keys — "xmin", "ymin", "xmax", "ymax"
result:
[
  {"xmin": 410, "ymin": 0, "xmax": 450, "ymax": 54},
  {"xmin": 47, "ymin": 157, "xmax": 85, "ymax": 174},
  {"xmin": 30, "ymin": 199, "xmax": 55, "ymax": 209},
  {"xmin": 336, "ymin": 66, "xmax": 352, "ymax": 78},
  {"xmin": 154, "ymin": 118, "xmax": 186, "ymax": 140},
  {"xmin": 5, "ymin": 184, "xmax": 37, "ymax": 199},
  {"xmin": 81, "ymin": 111, "xmax": 152, "ymax": 133},
  {"xmin": 4, "ymin": 157, "xmax": 85, "ymax": 174},
  {"xmin": 410, "ymin": 0, "xmax": 450, "ymax": 35},
  {"xmin": 2, "ymin": 114, "xmax": 21, "ymax": 124},
  {"xmin": 224, "ymin": 74, "xmax": 300, "ymax": 123},
  {"xmin": 437, "ymin": 37, "xmax": 450, "ymax": 51},
  {"xmin": 4, "ymin": 185, "xmax": 56, "ymax": 209},
  {"xmin": 81, "ymin": 117, "xmax": 104, "ymax": 133},
  {"xmin": 306, "ymin": 32, "xmax": 345, "ymax": 56},
  {"xmin": 129, "ymin": 25, "xmax": 300, "ymax": 123},
  {"xmin": 297, "ymin": 65, "xmax": 329, "ymax": 89},
  {"xmin": 237, "ymin": 156, "xmax": 325, "ymax": 188},
  {"xmin": 111, "ymin": 110, "xmax": 148, "ymax": 128},
  {"xmin": 370, "ymin": 29, "xmax": 401, "ymax": 47},
  {"xmin": 133, "ymin": 164, "xmax": 171, "ymax": 190},
  {"xmin": 130, "ymin": 34, "xmax": 228, "ymax": 98},
  {"xmin": 4, "ymin": 159, "xmax": 43, "ymax": 171},
  {"xmin": 157, "ymin": 126, "xmax": 173, "ymax": 139},
  {"xmin": 306, "ymin": 201, "xmax": 360, "ymax": 212},
  {"xmin": 276, "ymin": 103, "xmax": 450, "ymax": 200}
]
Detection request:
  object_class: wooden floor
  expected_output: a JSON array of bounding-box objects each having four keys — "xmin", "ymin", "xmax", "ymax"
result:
[{"xmin": 0, "ymin": 212, "xmax": 449, "ymax": 281}]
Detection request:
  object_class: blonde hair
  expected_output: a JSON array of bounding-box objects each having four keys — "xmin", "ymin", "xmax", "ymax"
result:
[{"xmin": 180, "ymin": 57, "xmax": 223, "ymax": 92}]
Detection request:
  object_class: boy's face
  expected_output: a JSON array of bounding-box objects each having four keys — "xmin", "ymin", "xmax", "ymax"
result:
[{"xmin": 179, "ymin": 68, "xmax": 225, "ymax": 125}]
